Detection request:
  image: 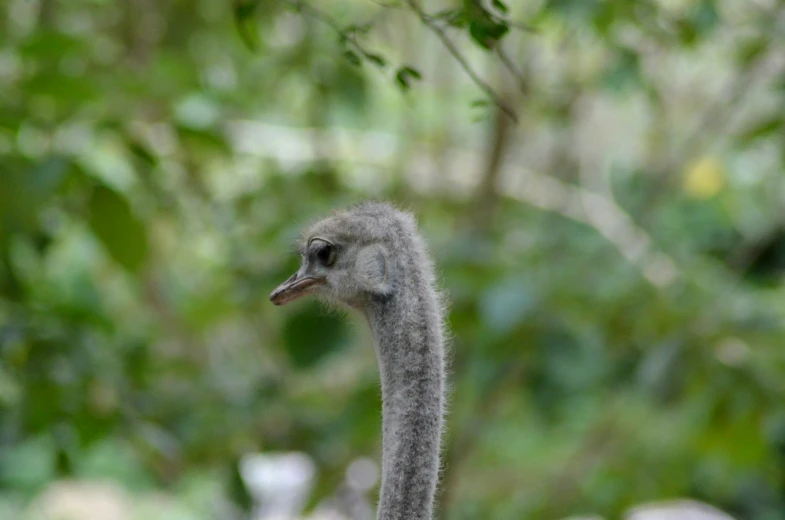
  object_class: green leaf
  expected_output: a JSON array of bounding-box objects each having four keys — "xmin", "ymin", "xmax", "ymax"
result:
[
  {"xmin": 19, "ymin": 31, "xmax": 84, "ymax": 59},
  {"xmin": 364, "ymin": 52, "xmax": 387, "ymax": 68},
  {"xmin": 233, "ymin": 0, "xmax": 261, "ymax": 51},
  {"xmin": 176, "ymin": 125, "xmax": 231, "ymax": 156},
  {"xmin": 469, "ymin": 17, "xmax": 509, "ymax": 50},
  {"xmin": 395, "ymin": 66, "xmax": 422, "ymax": 90},
  {"xmin": 492, "ymin": 0, "xmax": 508, "ymax": 14},
  {"xmin": 343, "ymin": 50, "xmax": 362, "ymax": 67},
  {"xmin": 23, "ymin": 71, "xmax": 97, "ymax": 106},
  {"xmin": 400, "ymin": 66, "xmax": 421, "ymax": 80},
  {"xmin": 737, "ymin": 116, "xmax": 783, "ymax": 146},
  {"xmin": 675, "ymin": 19, "xmax": 699, "ymax": 47},
  {"xmin": 470, "ymin": 99, "xmax": 493, "ymax": 120},
  {"xmin": 125, "ymin": 136, "xmax": 158, "ymax": 166},
  {"xmin": 88, "ymin": 185, "xmax": 148, "ymax": 273},
  {"xmin": 736, "ymin": 38, "xmax": 767, "ymax": 66},
  {"xmin": 235, "ymin": 0, "xmax": 257, "ymax": 18}
]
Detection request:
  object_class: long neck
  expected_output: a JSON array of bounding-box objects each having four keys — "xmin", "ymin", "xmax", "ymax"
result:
[{"xmin": 366, "ymin": 281, "xmax": 445, "ymax": 520}]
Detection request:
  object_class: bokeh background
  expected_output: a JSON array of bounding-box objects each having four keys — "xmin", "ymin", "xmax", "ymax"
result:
[{"xmin": 2, "ymin": 0, "xmax": 785, "ymax": 519}]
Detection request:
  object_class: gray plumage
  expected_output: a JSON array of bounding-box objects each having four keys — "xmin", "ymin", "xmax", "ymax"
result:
[{"xmin": 270, "ymin": 202, "xmax": 447, "ymax": 520}]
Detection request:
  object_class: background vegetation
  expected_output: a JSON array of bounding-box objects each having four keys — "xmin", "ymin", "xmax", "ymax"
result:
[{"xmin": 1, "ymin": 0, "xmax": 785, "ymax": 518}]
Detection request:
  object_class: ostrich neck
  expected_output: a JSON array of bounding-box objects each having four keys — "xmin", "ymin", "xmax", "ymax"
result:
[{"xmin": 366, "ymin": 285, "xmax": 445, "ymax": 520}]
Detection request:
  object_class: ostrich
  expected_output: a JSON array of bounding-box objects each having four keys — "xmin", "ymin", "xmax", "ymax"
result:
[{"xmin": 270, "ymin": 202, "xmax": 446, "ymax": 520}]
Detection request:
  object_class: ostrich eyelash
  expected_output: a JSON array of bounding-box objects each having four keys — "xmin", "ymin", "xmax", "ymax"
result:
[{"xmin": 289, "ymin": 240, "xmax": 306, "ymax": 257}]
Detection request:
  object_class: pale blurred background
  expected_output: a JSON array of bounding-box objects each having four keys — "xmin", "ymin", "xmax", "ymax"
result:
[{"xmin": 1, "ymin": 0, "xmax": 785, "ymax": 519}]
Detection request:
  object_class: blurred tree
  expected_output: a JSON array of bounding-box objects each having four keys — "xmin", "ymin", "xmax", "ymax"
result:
[{"xmin": 1, "ymin": 0, "xmax": 785, "ymax": 519}]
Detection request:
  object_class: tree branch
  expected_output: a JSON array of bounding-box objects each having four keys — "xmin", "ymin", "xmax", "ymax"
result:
[
  {"xmin": 404, "ymin": 0, "xmax": 519, "ymax": 123},
  {"xmin": 496, "ymin": 45, "xmax": 529, "ymax": 97},
  {"xmin": 471, "ymin": 103, "xmax": 513, "ymax": 230},
  {"xmin": 229, "ymin": 121, "xmax": 681, "ymax": 288},
  {"xmin": 284, "ymin": 0, "xmax": 383, "ymax": 64}
]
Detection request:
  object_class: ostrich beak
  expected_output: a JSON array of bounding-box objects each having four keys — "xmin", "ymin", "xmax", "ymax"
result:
[{"xmin": 270, "ymin": 272, "xmax": 326, "ymax": 306}]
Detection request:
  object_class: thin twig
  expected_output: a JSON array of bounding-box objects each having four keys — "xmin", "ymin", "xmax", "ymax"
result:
[
  {"xmin": 284, "ymin": 0, "xmax": 381, "ymax": 61},
  {"xmin": 404, "ymin": 0, "xmax": 519, "ymax": 123},
  {"xmin": 486, "ymin": 10, "xmax": 538, "ymax": 34},
  {"xmin": 286, "ymin": 0, "xmax": 520, "ymax": 121},
  {"xmin": 496, "ymin": 45, "xmax": 528, "ymax": 96}
]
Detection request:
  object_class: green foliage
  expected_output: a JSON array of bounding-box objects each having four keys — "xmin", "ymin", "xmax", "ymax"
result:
[
  {"xmin": 233, "ymin": 0, "xmax": 263, "ymax": 51},
  {"xmin": 1, "ymin": 0, "xmax": 785, "ymax": 518},
  {"xmin": 0, "ymin": 436, "xmax": 57, "ymax": 492},
  {"xmin": 282, "ymin": 302, "xmax": 352, "ymax": 368},
  {"xmin": 87, "ymin": 185, "xmax": 148, "ymax": 273},
  {"xmin": 466, "ymin": 2, "xmax": 510, "ymax": 51},
  {"xmin": 395, "ymin": 66, "xmax": 422, "ymax": 91}
]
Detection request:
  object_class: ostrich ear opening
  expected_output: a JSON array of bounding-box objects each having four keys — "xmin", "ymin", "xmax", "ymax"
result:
[{"xmin": 355, "ymin": 244, "xmax": 391, "ymax": 295}]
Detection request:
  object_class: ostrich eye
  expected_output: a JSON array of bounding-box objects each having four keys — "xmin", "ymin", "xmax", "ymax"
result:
[{"xmin": 316, "ymin": 243, "xmax": 337, "ymax": 266}]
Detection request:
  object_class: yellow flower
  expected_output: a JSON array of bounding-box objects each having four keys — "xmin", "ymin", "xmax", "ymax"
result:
[{"xmin": 683, "ymin": 156, "xmax": 725, "ymax": 199}]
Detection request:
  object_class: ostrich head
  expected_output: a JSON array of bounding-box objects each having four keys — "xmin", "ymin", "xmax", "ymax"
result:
[
  {"xmin": 270, "ymin": 201, "xmax": 445, "ymax": 520},
  {"xmin": 270, "ymin": 202, "xmax": 409, "ymax": 308}
]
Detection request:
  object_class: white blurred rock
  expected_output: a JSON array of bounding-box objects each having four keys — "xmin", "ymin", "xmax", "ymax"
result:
[
  {"xmin": 25, "ymin": 480, "xmax": 131, "ymax": 520},
  {"xmin": 239, "ymin": 452, "xmax": 316, "ymax": 520},
  {"xmin": 345, "ymin": 458, "xmax": 377, "ymax": 493},
  {"xmin": 305, "ymin": 509, "xmax": 350, "ymax": 520}
]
